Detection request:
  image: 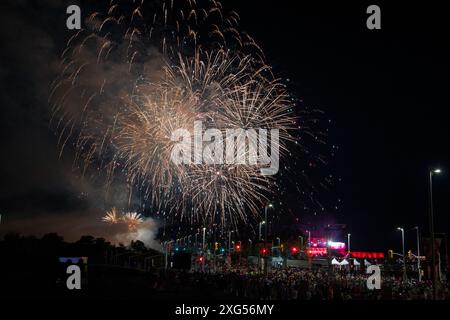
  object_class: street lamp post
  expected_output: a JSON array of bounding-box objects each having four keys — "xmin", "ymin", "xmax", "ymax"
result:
[
  {"xmin": 429, "ymin": 168, "xmax": 441, "ymax": 299},
  {"xmin": 228, "ymin": 231, "xmax": 233, "ymax": 254},
  {"xmin": 306, "ymin": 230, "xmax": 311, "ymax": 246},
  {"xmin": 264, "ymin": 203, "xmax": 273, "ymax": 275},
  {"xmin": 264, "ymin": 204, "xmax": 273, "ymax": 243},
  {"xmin": 397, "ymin": 227, "xmax": 406, "ymax": 281},
  {"xmin": 347, "ymin": 233, "xmax": 351, "ymax": 253},
  {"xmin": 306, "ymin": 230, "xmax": 312, "ymax": 269},
  {"xmin": 259, "ymin": 221, "xmax": 265, "ymax": 241},
  {"xmin": 414, "ymin": 226, "xmax": 421, "ymax": 282},
  {"xmin": 202, "ymin": 227, "xmax": 206, "ymax": 252}
]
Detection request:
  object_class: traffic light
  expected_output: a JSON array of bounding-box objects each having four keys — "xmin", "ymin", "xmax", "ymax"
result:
[
  {"xmin": 291, "ymin": 246, "xmax": 299, "ymax": 254},
  {"xmin": 261, "ymin": 247, "xmax": 268, "ymax": 255},
  {"xmin": 235, "ymin": 244, "xmax": 241, "ymax": 252},
  {"xmin": 407, "ymin": 250, "xmax": 412, "ymax": 259},
  {"xmin": 214, "ymin": 242, "xmax": 219, "ymax": 251},
  {"xmin": 198, "ymin": 256, "xmax": 204, "ymax": 262}
]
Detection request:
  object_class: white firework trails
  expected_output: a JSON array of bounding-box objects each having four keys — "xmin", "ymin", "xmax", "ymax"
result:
[{"xmin": 50, "ymin": 0, "xmax": 296, "ymax": 228}]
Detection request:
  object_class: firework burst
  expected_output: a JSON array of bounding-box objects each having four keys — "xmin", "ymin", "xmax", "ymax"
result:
[
  {"xmin": 102, "ymin": 207, "xmax": 119, "ymax": 224},
  {"xmin": 103, "ymin": 208, "xmax": 144, "ymax": 232},
  {"xmin": 51, "ymin": 0, "xmax": 297, "ymax": 228},
  {"xmin": 122, "ymin": 212, "xmax": 144, "ymax": 231}
]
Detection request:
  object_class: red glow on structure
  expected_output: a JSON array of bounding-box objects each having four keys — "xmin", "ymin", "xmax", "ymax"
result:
[
  {"xmin": 351, "ymin": 252, "xmax": 384, "ymax": 259},
  {"xmin": 307, "ymin": 248, "xmax": 327, "ymax": 256},
  {"xmin": 261, "ymin": 248, "xmax": 268, "ymax": 255},
  {"xmin": 309, "ymin": 238, "xmax": 327, "ymax": 248},
  {"xmin": 291, "ymin": 246, "xmax": 299, "ymax": 254}
]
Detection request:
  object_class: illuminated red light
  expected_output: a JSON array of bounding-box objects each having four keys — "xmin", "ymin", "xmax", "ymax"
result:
[
  {"xmin": 307, "ymin": 248, "xmax": 327, "ymax": 256},
  {"xmin": 350, "ymin": 252, "xmax": 384, "ymax": 259}
]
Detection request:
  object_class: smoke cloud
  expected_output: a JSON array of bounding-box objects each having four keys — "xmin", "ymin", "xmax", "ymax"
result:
[
  {"xmin": 0, "ymin": 209, "xmax": 161, "ymax": 250},
  {"xmin": 0, "ymin": 1, "xmax": 163, "ymax": 249}
]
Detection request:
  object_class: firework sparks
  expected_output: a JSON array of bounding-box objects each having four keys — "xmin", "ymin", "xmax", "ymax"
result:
[
  {"xmin": 102, "ymin": 207, "xmax": 119, "ymax": 224},
  {"xmin": 103, "ymin": 208, "xmax": 144, "ymax": 232},
  {"xmin": 122, "ymin": 212, "xmax": 144, "ymax": 231},
  {"xmin": 51, "ymin": 0, "xmax": 297, "ymax": 228}
]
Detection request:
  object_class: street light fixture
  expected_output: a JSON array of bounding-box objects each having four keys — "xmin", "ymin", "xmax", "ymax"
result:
[
  {"xmin": 264, "ymin": 203, "xmax": 273, "ymax": 242},
  {"xmin": 228, "ymin": 230, "xmax": 233, "ymax": 254},
  {"xmin": 429, "ymin": 168, "xmax": 442, "ymax": 299},
  {"xmin": 263, "ymin": 203, "xmax": 273, "ymax": 275},
  {"xmin": 202, "ymin": 227, "xmax": 206, "ymax": 251},
  {"xmin": 414, "ymin": 226, "xmax": 421, "ymax": 282},
  {"xmin": 298, "ymin": 236, "xmax": 304, "ymax": 250},
  {"xmin": 259, "ymin": 221, "xmax": 266, "ymax": 240},
  {"xmin": 347, "ymin": 233, "xmax": 351, "ymax": 253},
  {"xmin": 397, "ymin": 227, "xmax": 406, "ymax": 281}
]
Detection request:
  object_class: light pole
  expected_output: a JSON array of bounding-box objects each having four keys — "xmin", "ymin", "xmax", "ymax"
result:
[
  {"xmin": 202, "ymin": 227, "xmax": 206, "ymax": 252},
  {"xmin": 347, "ymin": 233, "xmax": 351, "ymax": 253},
  {"xmin": 259, "ymin": 221, "xmax": 265, "ymax": 240},
  {"xmin": 414, "ymin": 226, "xmax": 421, "ymax": 282},
  {"xmin": 305, "ymin": 230, "xmax": 312, "ymax": 269},
  {"xmin": 397, "ymin": 227, "xmax": 406, "ymax": 281},
  {"xmin": 264, "ymin": 203, "xmax": 273, "ymax": 275},
  {"xmin": 264, "ymin": 204, "xmax": 273, "ymax": 243},
  {"xmin": 228, "ymin": 230, "xmax": 233, "ymax": 254},
  {"xmin": 164, "ymin": 240, "xmax": 173, "ymax": 270},
  {"xmin": 306, "ymin": 230, "xmax": 311, "ymax": 246},
  {"xmin": 429, "ymin": 168, "xmax": 441, "ymax": 299}
]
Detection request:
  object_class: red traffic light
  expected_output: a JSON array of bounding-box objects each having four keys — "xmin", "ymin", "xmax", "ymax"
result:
[
  {"xmin": 198, "ymin": 256, "xmax": 204, "ymax": 262},
  {"xmin": 235, "ymin": 244, "xmax": 241, "ymax": 252},
  {"xmin": 291, "ymin": 246, "xmax": 299, "ymax": 254},
  {"xmin": 261, "ymin": 247, "xmax": 268, "ymax": 255}
]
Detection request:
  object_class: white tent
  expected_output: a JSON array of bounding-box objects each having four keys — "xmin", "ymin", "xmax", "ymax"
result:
[
  {"xmin": 331, "ymin": 258, "xmax": 340, "ymax": 265},
  {"xmin": 353, "ymin": 259, "xmax": 360, "ymax": 266},
  {"xmin": 364, "ymin": 259, "xmax": 371, "ymax": 266},
  {"xmin": 340, "ymin": 259, "xmax": 349, "ymax": 265}
]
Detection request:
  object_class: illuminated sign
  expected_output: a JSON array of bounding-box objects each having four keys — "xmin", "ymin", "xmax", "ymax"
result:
[
  {"xmin": 308, "ymin": 238, "xmax": 346, "ymax": 250},
  {"xmin": 328, "ymin": 241, "xmax": 346, "ymax": 250}
]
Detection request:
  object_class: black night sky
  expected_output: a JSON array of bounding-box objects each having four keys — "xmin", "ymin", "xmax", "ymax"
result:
[{"xmin": 1, "ymin": 0, "xmax": 449, "ymax": 254}]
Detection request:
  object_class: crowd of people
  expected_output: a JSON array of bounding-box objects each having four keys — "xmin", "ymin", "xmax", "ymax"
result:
[{"xmin": 150, "ymin": 265, "xmax": 449, "ymax": 300}]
